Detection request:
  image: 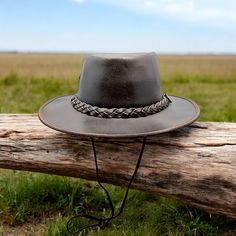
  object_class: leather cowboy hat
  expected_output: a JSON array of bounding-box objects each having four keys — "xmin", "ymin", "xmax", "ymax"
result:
[
  {"xmin": 38, "ymin": 52, "xmax": 200, "ymax": 137},
  {"xmin": 38, "ymin": 52, "xmax": 200, "ymax": 234}
]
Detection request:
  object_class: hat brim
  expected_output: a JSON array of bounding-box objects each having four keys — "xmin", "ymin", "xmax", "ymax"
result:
[{"xmin": 38, "ymin": 95, "xmax": 200, "ymax": 138}]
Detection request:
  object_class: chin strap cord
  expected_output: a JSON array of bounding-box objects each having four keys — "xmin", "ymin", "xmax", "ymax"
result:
[{"xmin": 67, "ymin": 137, "xmax": 147, "ymax": 234}]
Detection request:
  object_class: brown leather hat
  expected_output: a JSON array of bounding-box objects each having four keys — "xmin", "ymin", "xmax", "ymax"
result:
[{"xmin": 38, "ymin": 53, "xmax": 200, "ymax": 137}]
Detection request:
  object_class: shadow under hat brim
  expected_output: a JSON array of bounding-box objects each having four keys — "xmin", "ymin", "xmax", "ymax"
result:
[{"xmin": 38, "ymin": 95, "xmax": 200, "ymax": 138}]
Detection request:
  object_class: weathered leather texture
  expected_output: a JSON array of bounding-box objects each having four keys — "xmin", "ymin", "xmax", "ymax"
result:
[
  {"xmin": 78, "ymin": 53, "xmax": 163, "ymax": 108},
  {"xmin": 38, "ymin": 53, "xmax": 200, "ymax": 137}
]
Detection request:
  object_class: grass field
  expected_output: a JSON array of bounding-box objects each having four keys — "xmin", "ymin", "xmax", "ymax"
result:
[{"xmin": 0, "ymin": 53, "xmax": 236, "ymax": 235}]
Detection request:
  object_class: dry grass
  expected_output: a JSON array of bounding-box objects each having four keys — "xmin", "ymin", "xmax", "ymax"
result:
[
  {"xmin": 1, "ymin": 53, "xmax": 236, "ymax": 80},
  {"xmin": 1, "ymin": 53, "xmax": 236, "ymax": 121},
  {"xmin": 0, "ymin": 53, "xmax": 84, "ymax": 79},
  {"xmin": 159, "ymin": 55, "xmax": 236, "ymax": 80}
]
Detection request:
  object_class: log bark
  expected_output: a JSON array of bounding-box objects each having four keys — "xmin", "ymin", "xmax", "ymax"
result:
[{"xmin": 0, "ymin": 114, "xmax": 236, "ymax": 219}]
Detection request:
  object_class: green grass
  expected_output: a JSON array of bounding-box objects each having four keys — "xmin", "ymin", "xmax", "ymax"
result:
[
  {"xmin": 0, "ymin": 70, "xmax": 236, "ymax": 235},
  {"xmin": 162, "ymin": 74, "xmax": 236, "ymax": 122},
  {"xmin": 1, "ymin": 170, "xmax": 236, "ymax": 235},
  {"xmin": 1, "ymin": 73, "xmax": 235, "ymax": 121},
  {"xmin": 0, "ymin": 73, "xmax": 77, "ymax": 113}
]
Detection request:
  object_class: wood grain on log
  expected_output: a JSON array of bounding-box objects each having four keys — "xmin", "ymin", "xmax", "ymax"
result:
[{"xmin": 0, "ymin": 114, "xmax": 236, "ymax": 219}]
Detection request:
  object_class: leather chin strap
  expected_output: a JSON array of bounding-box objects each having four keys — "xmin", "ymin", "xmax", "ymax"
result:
[{"xmin": 67, "ymin": 137, "xmax": 147, "ymax": 234}]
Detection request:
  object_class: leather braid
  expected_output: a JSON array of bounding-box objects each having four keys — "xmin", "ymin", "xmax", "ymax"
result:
[{"xmin": 71, "ymin": 94, "xmax": 171, "ymax": 119}]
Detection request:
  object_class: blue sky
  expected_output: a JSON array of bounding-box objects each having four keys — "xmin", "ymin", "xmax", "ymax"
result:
[{"xmin": 0, "ymin": 0, "xmax": 236, "ymax": 53}]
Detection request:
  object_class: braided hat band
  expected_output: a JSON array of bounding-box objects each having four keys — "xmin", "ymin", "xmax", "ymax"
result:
[{"xmin": 71, "ymin": 94, "xmax": 172, "ymax": 119}]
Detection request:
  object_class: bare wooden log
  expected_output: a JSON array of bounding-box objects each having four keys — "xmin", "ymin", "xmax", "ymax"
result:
[{"xmin": 0, "ymin": 114, "xmax": 236, "ymax": 219}]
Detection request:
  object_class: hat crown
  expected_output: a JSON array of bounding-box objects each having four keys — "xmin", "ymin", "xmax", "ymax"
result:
[{"xmin": 78, "ymin": 53, "xmax": 163, "ymax": 108}]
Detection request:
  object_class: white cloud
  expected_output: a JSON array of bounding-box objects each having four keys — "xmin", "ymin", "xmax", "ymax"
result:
[
  {"xmin": 72, "ymin": 0, "xmax": 236, "ymax": 28},
  {"xmin": 72, "ymin": 0, "xmax": 85, "ymax": 4},
  {"xmin": 124, "ymin": 0, "xmax": 236, "ymax": 24}
]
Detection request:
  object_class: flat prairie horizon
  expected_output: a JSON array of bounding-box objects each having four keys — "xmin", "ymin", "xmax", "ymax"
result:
[
  {"xmin": 0, "ymin": 52, "xmax": 235, "ymax": 122},
  {"xmin": 1, "ymin": 52, "xmax": 236, "ymax": 80}
]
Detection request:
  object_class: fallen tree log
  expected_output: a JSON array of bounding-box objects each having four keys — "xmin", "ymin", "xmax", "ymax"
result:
[{"xmin": 0, "ymin": 114, "xmax": 236, "ymax": 219}]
